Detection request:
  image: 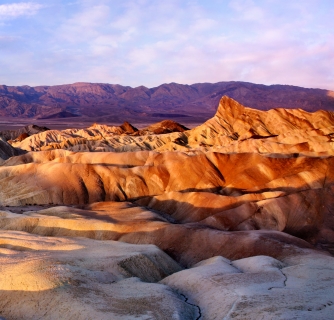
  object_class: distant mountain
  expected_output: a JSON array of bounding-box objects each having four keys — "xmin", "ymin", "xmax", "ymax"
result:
[{"xmin": 0, "ymin": 81, "xmax": 333, "ymax": 124}]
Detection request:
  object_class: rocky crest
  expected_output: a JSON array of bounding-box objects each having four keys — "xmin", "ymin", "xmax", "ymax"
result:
[
  {"xmin": 0, "ymin": 124, "xmax": 49, "ymax": 141},
  {"xmin": 7, "ymin": 96, "xmax": 334, "ymax": 156}
]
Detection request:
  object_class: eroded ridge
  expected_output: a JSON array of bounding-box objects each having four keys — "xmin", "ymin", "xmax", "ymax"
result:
[{"xmin": 0, "ymin": 96, "xmax": 334, "ymax": 319}]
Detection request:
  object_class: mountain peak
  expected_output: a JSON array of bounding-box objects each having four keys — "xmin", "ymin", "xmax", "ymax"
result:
[{"xmin": 216, "ymin": 95, "xmax": 246, "ymax": 119}]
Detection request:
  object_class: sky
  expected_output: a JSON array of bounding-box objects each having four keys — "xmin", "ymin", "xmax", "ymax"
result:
[{"xmin": 0, "ymin": 0, "xmax": 333, "ymax": 90}]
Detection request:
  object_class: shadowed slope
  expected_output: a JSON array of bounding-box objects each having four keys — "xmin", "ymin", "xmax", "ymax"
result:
[
  {"xmin": 0, "ymin": 150, "xmax": 333, "ymax": 255},
  {"xmin": 0, "ymin": 203, "xmax": 315, "ymax": 267},
  {"xmin": 0, "ymin": 137, "xmax": 22, "ymax": 163}
]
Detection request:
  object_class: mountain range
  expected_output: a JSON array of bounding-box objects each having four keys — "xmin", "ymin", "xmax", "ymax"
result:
[{"xmin": 1, "ymin": 81, "xmax": 334, "ymax": 125}]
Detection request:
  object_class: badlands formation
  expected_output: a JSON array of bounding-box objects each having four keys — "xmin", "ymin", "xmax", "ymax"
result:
[{"xmin": 0, "ymin": 96, "xmax": 334, "ymax": 319}]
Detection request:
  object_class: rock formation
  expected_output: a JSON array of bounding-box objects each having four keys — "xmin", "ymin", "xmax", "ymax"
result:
[
  {"xmin": 0, "ymin": 230, "xmax": 196, "ymax": 319},
  {"xmin": 188, "ymin": 96, "xmax": 334, "ymax": 155},
  {"xmin": 162, "ymin": 253, "xmax": 334, "ymax": 319},
  {"xmin": 8, "ymin": 96, "xmax": 334, "ymax": 156},
  {"xmin": 0, "ymin": 124, "xmax": 49, "ymax": 141},
  {"xmin": 0, "ymin": 95, "xmax": 334, "ymax": 319},
  {"xmin": 7, "ymin": 120, "xmax": 188, "ymax": 152},
  {"xmin": 0, "ymin": 137, "xmax": 21, "ymax": 163}
]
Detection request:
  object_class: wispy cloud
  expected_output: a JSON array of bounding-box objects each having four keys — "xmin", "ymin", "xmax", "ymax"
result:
[
  {"xmin": 0, "ymin": 2, "xmax": 43, "ymax": 19},
  {"xmin": 56, "ymin": 4, "xmax": 110, "ymax": 43},
  {"xmin": 229, "ymin": 0, "xmax": 265, "ymax": 21}
]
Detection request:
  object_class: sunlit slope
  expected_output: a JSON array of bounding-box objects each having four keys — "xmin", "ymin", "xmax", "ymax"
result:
[
  {"xmin": 1, "ymin": 95, "xmax": 334, "ymax": 319},
  {"xmin": 8, "ymin": 96, "xmax": 334, "ymax": 155}
]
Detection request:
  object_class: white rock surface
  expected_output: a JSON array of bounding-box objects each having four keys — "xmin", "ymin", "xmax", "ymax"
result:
[
  {"xmin": 0, "ymin": 231, "xmax": 196, "ymax": 320},
  {"xmin": 161, "ymin": 253, "xmax": 334, "ymax": 319}
]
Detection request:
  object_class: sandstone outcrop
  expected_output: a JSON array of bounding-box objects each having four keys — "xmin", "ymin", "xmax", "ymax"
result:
[
  {"xmin": 136, "ymin": 120, "xmax": 189, "ymax": 135},
  {"xmin": 8, "ymin": 121, "xmax": 189, "ymax": 152}
]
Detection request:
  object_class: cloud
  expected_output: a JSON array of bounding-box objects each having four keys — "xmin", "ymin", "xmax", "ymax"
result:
[
  {"xmin": 0, "ymin": 2, "xmax": 43, "ymax": 19},
  {"xmin": 0, "ymin": 0, "xmax": 333, "ymax": 90},
  {"xmin": 229, "ymin": 0, "xmax": 265, "ymax": 21},
  {"xmin": 55, "ymin": 4, "xmax": 110, "ymax": 43}
]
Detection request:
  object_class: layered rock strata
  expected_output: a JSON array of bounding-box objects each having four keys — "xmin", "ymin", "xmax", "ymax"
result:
[{"xmin": 0, "ymin": 95, "xmax": 334, "ymax": 319}]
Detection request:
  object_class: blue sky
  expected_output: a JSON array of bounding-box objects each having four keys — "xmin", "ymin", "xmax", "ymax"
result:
[{"xmin": 0, "ymin": 0, "xmax": 333, "ymax": 89}]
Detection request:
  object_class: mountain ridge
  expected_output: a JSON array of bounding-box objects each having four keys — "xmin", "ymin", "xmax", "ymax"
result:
[
  {"xmin": 4, "ymin": 95, "xmax": 334, "ymax": 157},
  {"xmin": 1, "ymin": 81, "xmax": 334, "ymax": 124}
]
